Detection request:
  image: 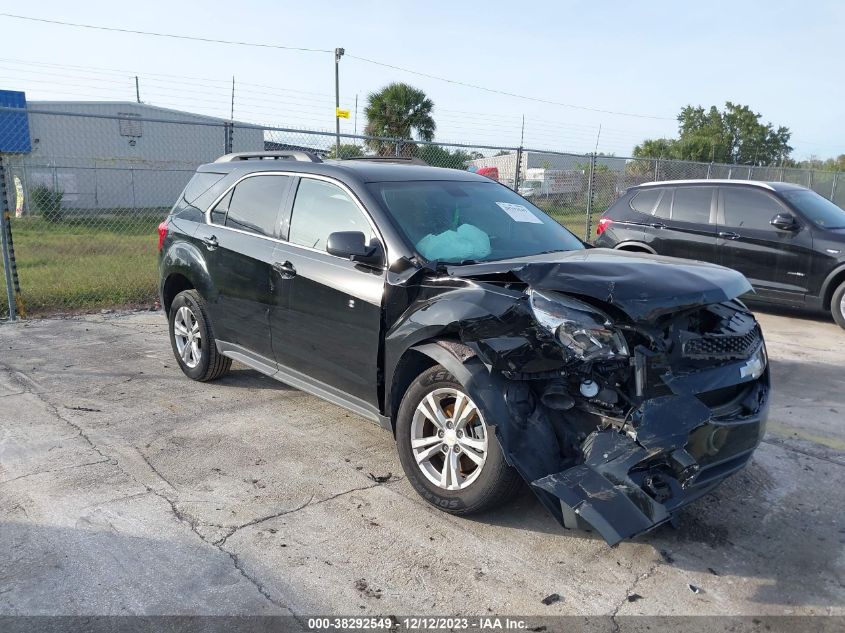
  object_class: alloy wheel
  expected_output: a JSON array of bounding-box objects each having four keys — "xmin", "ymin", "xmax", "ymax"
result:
[
  {"xmin": 173, "ymin": 306, "xmax": 202, "ymax": 369},
  {"xmin": 410, "ymin": 387, "xmax": 488, "ymax": 491}
]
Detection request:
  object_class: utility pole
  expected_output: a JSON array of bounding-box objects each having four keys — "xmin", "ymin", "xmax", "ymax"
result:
[
  {"xmin": 334, "ymin": 47, "xmax": 345, "ymax": 155},
  {"xmin": 224, "ymin": 76, "xmax": 235, "ymax": 155},
  {"xmin": 135, "ymin": 76, "xmax": 141, "ymax": 103},
  {"xmin": 230, "ymin": 76, "xmax": 235, "ymax": 121},
  {"xmin": 354, "ymin": 94, "xmax": 358, "ymax": 137}
]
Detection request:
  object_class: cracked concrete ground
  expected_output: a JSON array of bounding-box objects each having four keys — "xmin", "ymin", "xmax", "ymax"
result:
[{"xmin": 0, "ymin": 308, "xmax": 843, "ymax": 616}]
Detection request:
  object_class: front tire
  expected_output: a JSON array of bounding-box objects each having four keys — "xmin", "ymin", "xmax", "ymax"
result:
[
  {"xmin": 395, "ymin": 365, "xmax": 521, "ymax": 515},
  {"xmin": 168, "ymin": 289, "xmax": 232, "ymax": 381},
  {"xmin": 832, "ymin": 281, "xmax": 845, "ymax": 330}
]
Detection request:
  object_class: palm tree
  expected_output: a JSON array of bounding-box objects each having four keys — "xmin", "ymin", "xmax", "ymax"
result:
[{"xmin": 364, "ymin": 83, "xmax": 436, "ymax": 156}]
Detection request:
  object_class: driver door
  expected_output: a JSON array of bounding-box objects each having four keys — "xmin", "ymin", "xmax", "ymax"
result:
[{"xmin": 270, "ymin": 176, "xmax": 385, "ymax": 410}]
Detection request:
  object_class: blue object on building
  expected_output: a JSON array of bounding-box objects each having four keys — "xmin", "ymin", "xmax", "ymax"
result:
[{"xmin": 0, "ymin": 90, "xmax": 32, "ymax": 153}]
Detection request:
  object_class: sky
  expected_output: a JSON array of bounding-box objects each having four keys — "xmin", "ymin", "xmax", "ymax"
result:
[{"xmin": 1, "ymin": 1, "xmax": 843, "ymax": 159}]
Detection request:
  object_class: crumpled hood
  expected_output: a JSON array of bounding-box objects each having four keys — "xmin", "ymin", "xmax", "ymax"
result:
[{"xmin": 448, "ymin": 248, "xmax": 753, "ymax": 321}]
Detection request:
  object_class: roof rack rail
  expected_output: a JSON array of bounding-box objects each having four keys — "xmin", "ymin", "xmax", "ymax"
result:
[
  {"xmin": 342, "ymin": 156, "xmax": 428, "ymax": 166},
  {"xmin": 215, "ymin": 151, "xmax": 323, "ymax": 163}
]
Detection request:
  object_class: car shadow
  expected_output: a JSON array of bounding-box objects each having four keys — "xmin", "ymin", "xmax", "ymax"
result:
[
  {"xmin": 744, "ymin": 300, "xmax": 832, "ymax": 324},
  {"xmin": 214, "ymin": 366, "xmax": 298, "ymax": 391},
  {"xmin": 467, "ymin": 453, "xmax": 844, "ymax": 608}
]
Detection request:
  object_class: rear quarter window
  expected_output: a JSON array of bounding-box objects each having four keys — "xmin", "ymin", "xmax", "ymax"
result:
[
  {"xmin": 629, "ymin": 189, "xmax": 661, "ymax": 214},
  {"xmin": 171, "ymin": 172, "xmax": 226, "ymax": 216}
]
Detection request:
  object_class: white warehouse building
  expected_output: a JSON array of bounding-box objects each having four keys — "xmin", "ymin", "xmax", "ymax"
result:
[{"xmin": 9, "ymin": 101, "xmax": 264, "ymax": 211}]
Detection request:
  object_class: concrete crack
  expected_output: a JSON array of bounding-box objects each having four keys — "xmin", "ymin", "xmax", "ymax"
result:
[
  {"xmin": 0, "ymin": 458, "xmax": 111, "ymax": 486},
  {"xmin": 761, "ymin": 437, "xmax": 845, "ymax": 468},
  {"xmin": 214, "ymin": 482, "xmax": 382, "ymax": 546},
  {"xmin": 135, "ymin": 446, "xmax": 178, "ymax": 491},
  {"xmin": 609, "ymin": 558, "xmax": 660, "ymax": 632}
]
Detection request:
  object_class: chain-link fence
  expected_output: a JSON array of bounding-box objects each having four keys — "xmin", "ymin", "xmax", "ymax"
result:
[{"xmin": 1, "ymin": 106, "xmax": 844, "ymax": 319}]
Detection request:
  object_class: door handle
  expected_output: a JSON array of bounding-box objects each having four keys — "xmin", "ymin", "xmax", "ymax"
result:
[
  {"xmin": 649, "ymin": 222, "xmax": 666, "ymax": 229},
  {"xmin": 272, "ymin": 260, "xmax": 297, "ymax": 279},
  {"xmin": 718, "ymin": 231, "xmax": 740, "ymax": 240},
  {"xmin": 201, "ymin": 235, "xmax": 218, "ymax": 250}
]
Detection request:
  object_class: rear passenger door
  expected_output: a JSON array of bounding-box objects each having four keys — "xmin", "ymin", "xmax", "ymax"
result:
[
  {"xmin": 650, "ymin": 186, "xmax": 718, "ymax": 262},
  {"xmin": 195, "ymin": 174, "xmax": 293, "ymax": 358},
  {"xmin": 269, "ymin": 176, "xmax": 385, "ymax": 411},
  {"xmin": 717, "ymin": 186, "xmax": 813, "ymax": 302}
]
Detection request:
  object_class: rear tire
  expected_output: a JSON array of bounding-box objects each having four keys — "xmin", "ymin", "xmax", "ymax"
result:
[
  {"xmin": 831, "ymin": 281, "xmax": 845, "ymax": 330},
  {"xmin": 169, "ymin": 290, "xmax": 232, "ymax": 381},
  {"xmin": 395, "ymin": 365, "xmax": 521, "ymax": 515}
]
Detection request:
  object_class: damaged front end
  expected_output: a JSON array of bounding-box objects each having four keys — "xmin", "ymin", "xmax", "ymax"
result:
[{"xmin": 387, "ymin": 252, "xmax": 770, "ymax": 545}]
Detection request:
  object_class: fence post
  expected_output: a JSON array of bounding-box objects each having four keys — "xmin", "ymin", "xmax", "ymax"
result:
[
  {"xmin": 0, "ymin": 156, "xmax": 19, "ymax": 320},
  {"xmin": 584, "ymin": 153, "xmax": 597, "ymax": 242},
  {"xmin": 808, "ymin": 170, "xmax": 813, "ymax": 189},
  {"xmin": 653, "ymin": 159, "xmax": 659, "ymax": 181},
  {"xmin": 514, "ymin": 146, "xmax": 523, "ymax": 190},
  {"xmin": 831, "ymin": 173, "xmax": 838, "ymax": 202},
  {"xmin": 224, "ymin": 122, "xmax": 233, "ymax": 154},
  {"xmin": 706, "ymin": 163, "xmax": 712, "ymax": 179},
  {"xmin": 130, "ymin": 168, "xmax": 137, "ymax": 212}
]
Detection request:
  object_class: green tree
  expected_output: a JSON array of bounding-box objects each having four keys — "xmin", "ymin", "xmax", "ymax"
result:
[
  {"xmin": 416, "ymin": 145, "xmax": 480, "ymax": 169},
  {"xmin": 326, "ymin": 143, "xmax": 364, "ymax": 159},
  {"xmin": 634, "ymin": 102, "xmax": 792, "ymax": 165},
  {"xmin": 364, "ymin": 83, "xmax": 436, "ymax": 156}
]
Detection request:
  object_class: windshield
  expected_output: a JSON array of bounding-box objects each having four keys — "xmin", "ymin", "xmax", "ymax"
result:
[
  {"xmin": 369, "ymin": 180, "xmax": 584, "ymax": 263},
  {"xmin": 781, "ymin": 189, "xmax": 845, "ymax": 229}
]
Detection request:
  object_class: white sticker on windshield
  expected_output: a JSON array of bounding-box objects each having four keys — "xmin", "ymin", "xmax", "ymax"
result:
[{"xmin": 496, "ymin": 202, "xmax": 543, "ymax": 223}]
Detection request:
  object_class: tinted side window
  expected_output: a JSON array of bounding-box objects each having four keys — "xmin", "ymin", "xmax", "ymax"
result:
[
  {"xmin": 630, "ymin": 189, "xmax": 661, "ymax": 214},
  {"xmin": 672, "ymin": 187, "xmax": 714, "ymax": 223},
  {"xmin": 210, "ymin": 189, "xmax": 232, "ymax": 225},
  {"xmin": 289, "ymin": 178, "xmax": 374, "ymax": 252},
  {"xmin": 224, "ymin": 175, "xmax": 289, "ymax": 237},
  {"xmin": 654, "ymin": 189, "xmax": 672, "ymax": 218},
  {"xmin": 172, "ymin": 172, "xmax": 226, "ymax": 216},
  {"xmin": 722, "ymin": 188, "xmax": 783, "ymax": 230}
]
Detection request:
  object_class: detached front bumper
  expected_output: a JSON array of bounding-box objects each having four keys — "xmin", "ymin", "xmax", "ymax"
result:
[{"xmin": 531, "ymin": 354, "xmax": 770, "ymax": 546}]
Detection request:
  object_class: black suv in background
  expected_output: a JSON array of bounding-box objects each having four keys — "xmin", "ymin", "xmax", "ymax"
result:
[
  {"xmin": 595, "ymin": 180, "xmax": 845, "ymax": 328},
  {"xmin": 158, "ymin": 153, "xmax": 770, "ymax": 545}
]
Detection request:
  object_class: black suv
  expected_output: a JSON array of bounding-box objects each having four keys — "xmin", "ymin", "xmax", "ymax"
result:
[
  {"xmin": 158, "ymin": 152, "xmax": 770, "ymax": 545},
  {"xmin": 594, "ymin": 179, "xmax": 845, "ymax": 328}
]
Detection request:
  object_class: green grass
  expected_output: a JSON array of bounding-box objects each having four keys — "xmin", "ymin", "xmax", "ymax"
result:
[{"xmin": 1, "ymin": 213, "xmax": 165, "ymax": 318}]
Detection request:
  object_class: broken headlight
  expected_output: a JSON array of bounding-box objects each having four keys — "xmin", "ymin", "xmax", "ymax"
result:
[{"xmin": 528, "ymin": 289, "xmax": 629, "ymax": 361}]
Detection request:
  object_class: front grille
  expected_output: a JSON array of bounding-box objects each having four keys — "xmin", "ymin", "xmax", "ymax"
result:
[{"xmin": 682, "ymin": 326, "xmax": 761, "ymax": 360}]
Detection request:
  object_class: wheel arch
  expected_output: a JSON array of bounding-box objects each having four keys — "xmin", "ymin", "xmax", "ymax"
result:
[
  {"xmin": 614, "ymin": 241, "xmax": 657, "ymax": 254},
  {"xmin": 161, "ymin": 273, "xmax": 194, "ymax": 316},
  {"xmin": 160, "ymin": 240, "xmax": 216, "ymax": 316},
  {"xmin": 389, "ymin": 340, "xmax": 509, "ymax": 436},
  {"xmin": 820, "ymin": 264, "xmax": 845, "ymax": 311}
]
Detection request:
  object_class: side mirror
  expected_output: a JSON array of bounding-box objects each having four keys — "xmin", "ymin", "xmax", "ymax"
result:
[
  {"xmin": 771, "ymin": 213, "xmax": 799, "ymax": 231},
  {"xmin": 326, "ymin": 231, "xmax": 383, "ymax": 266}
]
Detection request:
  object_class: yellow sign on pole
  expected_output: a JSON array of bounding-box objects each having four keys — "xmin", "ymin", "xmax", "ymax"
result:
[{"xmin": 336, "ymin": 108, "xmax": 350, "ymax": 119}]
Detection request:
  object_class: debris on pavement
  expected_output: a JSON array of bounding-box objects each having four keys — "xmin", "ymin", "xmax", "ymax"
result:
[
  {"xmin": 354, "ymin": 579, "xmax": 382, "ymax": 599},
  {"xmin": 541, "ymin": 593, "xmax": 563, "ymax": 606},
  {"xmin": 659, "ymin": 549, "xmax": 675, "ymax": 564},
  {"xmin": 626, "ymin": 593, "xmax": 643, "ymax": 602},
  {"xmin": 367, "ymin": 472, "xmax": 396, "ymax": 484},
  {"xmin": 688, "ymin": 584, "xmax": 702, "ymax": 594}
]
